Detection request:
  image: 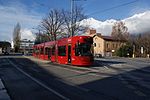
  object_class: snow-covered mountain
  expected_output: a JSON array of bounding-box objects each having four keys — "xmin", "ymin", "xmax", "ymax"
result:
[
  {"xmin": 80, "ymin": 11, "xmax": 150, "ymax": 36},
  {"xmin": 19, "ymin": 11, "xmax": 150, "ymax": 41}
]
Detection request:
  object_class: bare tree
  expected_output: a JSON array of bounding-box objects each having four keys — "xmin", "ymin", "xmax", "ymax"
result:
[
  {"xmin": 143, "ymin": 33, "xmax": 150, "ymax": 55},
  {"xmin": 128, "ymin": 33, "xmax": 150, "ymax": 57},
  {"xmin": 63, "ymin": 6, "xmax": 87, "ymax": 37},
  {"xmin": 111, "ymin": 21, "xmax": 129, "ymax": 41},
  {"xmin": 13, "ymin": 22, "xmax": 21, "ymax": 52},
  {"xmin": 135, "ymin": 33, "xmax": 150, "ymax": 57},
  {"xmin": 40, "ymin": 9, "xmax": 65, "ymax": 41},
  {"xmin": 34, "ymin": 32, "xmax": 51, "ymax": 44}
]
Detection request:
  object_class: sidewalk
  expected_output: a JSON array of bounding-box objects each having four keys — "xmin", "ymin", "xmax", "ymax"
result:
[{"xmin": 0, "ymin": 79, "xmax": 11, "ymax": 100}]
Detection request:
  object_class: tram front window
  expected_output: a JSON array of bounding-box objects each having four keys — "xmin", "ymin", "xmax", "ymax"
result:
[{"xmin": 75, "ymin": 43, "xmax": 92, "ymax": 56}]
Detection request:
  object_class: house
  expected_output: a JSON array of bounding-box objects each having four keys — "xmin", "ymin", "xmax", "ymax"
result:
[{"xmin": 86, "ymin": 29, "xmax": 126, "ymax": 57}]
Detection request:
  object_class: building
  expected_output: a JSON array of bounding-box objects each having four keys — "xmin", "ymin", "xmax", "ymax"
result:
[
  {"xmin": 87, "ymin": 29, "xmax": 126, "ymax": 57},
  {"xmin": 0, "ymin": 41, "xmax": 11, "ymax": 54},
  {"xmin": 20, "ymin": 39, "xmax": 34, "ymax": 53}
]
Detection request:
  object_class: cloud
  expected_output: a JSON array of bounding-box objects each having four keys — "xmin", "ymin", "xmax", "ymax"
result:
[
  {"xmin": 21, "ymin": 29, "xmax": 35, "ymax": 41},
  {"xmin": 80, "ymin": 10, "xmax": 150, "ymax": 35},
  {"xmin": 123, "ymin": 11, "xmax": 150, "ymax": 34},
  {"xmin": 0, "ymin": 2, "xmax": 42, "ymax": 42},
  {"xmin": 80, "ymin": 18, "xmax": 116, "ymax": 35}
]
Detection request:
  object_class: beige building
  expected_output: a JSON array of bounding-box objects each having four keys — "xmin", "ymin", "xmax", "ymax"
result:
[{"xmin": 86, "ymin": 29, "xmax": 126, "ymax": 57}]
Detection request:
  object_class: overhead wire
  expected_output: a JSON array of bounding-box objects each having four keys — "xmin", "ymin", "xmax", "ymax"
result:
[{"xmin": 87, "ymin": 0, "xmax": 139, "ymax": 16}]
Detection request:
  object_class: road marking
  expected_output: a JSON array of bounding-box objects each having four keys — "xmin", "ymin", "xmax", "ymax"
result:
[
  {"xmin": 134, "ymin": 91, "xmax": 146, "ymax": 97},
  {"xmin": 104, "ymin": 66, "xmax": 109, "ymax": 69},
  {"xmin": 7, "ymin": 58, "xmax": 70, "ymax": 100}
]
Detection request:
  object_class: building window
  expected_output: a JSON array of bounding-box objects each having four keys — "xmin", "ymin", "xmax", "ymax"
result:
[
  {"xmin": 116, "ymin": 44, "xmax": 118, "ymax": 48},
  {"xmin": 106, "ymin": 43, "xmax": 109, "ymax": 48},
  {"xmin": 94, "ymin": 43, "xmax": 96, "ymax": 47},
  {"xmin": 113, "ymin": 43, "xmax": 115, "ymax": 48}
]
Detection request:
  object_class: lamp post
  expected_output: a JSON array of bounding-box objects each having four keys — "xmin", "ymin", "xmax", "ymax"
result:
[{"xmin": 132, "ymin": 44, "xmax": 135, "ymax": 58}]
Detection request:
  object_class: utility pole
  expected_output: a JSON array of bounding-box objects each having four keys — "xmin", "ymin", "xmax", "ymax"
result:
[
  {"xmin": 70, "ymin": 0, "xmax": 74, "ymax": 37},
  {"xmin": 70, "ymin": 0, "xmax": 86, "ymax": 37}
]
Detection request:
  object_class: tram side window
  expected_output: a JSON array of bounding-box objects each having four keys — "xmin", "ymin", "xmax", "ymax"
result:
[
  {"xmin": 40, "ymin": 48, "xmax": 44, "ymax": 54},
  {"xmin": 75, "ymin": 45, "xmax": 80, "ymax": 56},
  {"xmin": 52, "ymin": 46, "xmax": 55, "ymax": 55},
  {"xmin": 45, "ymin": 48, "xmax": 48, "ymax": 55},
  {"xmin": 58, "ymin": 46, "xmax": 66, "ymax": 56}
]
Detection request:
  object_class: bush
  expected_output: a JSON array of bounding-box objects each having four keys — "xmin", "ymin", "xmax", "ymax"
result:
[{"xmin": 116, "ymin": 45, "xmax": 133, "ymax": 57}]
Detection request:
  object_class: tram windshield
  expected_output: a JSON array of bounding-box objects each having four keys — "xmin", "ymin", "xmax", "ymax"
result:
[{"xmin": 75, "ymin": 43, "xmax": 93, "ymax": 56}]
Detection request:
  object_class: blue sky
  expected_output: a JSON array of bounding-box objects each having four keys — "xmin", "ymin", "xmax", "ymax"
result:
[
  {"xmin": 1, "ymin": 0, "xmax": 150, "ymax": 20},
  {"xmin": 0, "ymin": 0, "xmax": 150, "ymax": 41}
]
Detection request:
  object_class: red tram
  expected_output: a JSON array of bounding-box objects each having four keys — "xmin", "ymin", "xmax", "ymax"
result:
[{"xmin": 33, "ymin": 36, "xmax": 93, "ymax": 66}]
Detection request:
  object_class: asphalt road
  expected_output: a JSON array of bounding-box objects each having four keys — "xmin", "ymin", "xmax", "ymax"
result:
[{"xmin": 0, "ymin": 55, "xmax": 150, "ymax": 100}]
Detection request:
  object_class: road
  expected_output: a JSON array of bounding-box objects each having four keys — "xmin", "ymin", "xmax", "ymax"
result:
[{"xmin": 0, "ymin": 55, "xmax": 150, "ymax": 100}]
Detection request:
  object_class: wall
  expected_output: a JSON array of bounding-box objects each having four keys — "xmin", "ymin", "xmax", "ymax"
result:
[{"xmin": 93, "ymin": 36, "xmax": 105, "ymax": 57}]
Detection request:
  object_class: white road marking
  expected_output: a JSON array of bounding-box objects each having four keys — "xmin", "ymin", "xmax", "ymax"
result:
[
  {"xmin": 7, "ymin": 58, "xmax": 70, "ymax": 100},
  {"xmin": 104, "ymin": 66, "xmax": 109, "ymax": 69}
]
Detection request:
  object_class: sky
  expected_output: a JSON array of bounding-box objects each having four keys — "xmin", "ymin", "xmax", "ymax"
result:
[{"xmin": 0, "ymin": 0, "xmax": 150, "ymax": 42}]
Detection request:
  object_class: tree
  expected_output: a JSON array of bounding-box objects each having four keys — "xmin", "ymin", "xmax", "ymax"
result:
[
  {"xmin": 34, "ymin": 32, "xmax": 51, "ymax": 44},
  {"xmin": 142, "ymin": 33, "xmax": 150, "ymax": 56},
  {"xmin": 38, "ymin": 6, "xmax": 87, "ymax": 41},
  {"xmin": 40, "ymin": 9, "xmax": 65, "ymax": 41},
  {"xmin": 13, "ymin": 23, "xmax": 21, "ymax": 52},
  {"xmin": 111, "ymin": 21, "xmax": 129, "ymax": 41},
  {"xmin": 131, "ymin": 33, "xmax": 150, "ymax": 57},
  {"xmin": 116, "ymin": 43, "xmax": 133, "ymax": 57},
  {"xmin": 63, "ymin": 6, "xmax": 87, "ymax": 37}
]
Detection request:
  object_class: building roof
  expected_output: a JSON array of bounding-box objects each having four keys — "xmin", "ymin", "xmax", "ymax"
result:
[
  {"xmin": 101, "ymin": 36, "xmax": 116, "ymax": 41},
  {"xmin": 95, "ymin": 33, "xmax": 126, "ymax": 42},
  {"xmin": 0, "ymin": 41, "xmax": 11, "ymax": 47}
]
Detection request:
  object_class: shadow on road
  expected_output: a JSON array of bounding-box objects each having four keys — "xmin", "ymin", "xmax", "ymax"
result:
[
  {"xmin": 78, "ymin": 65, "xmax": 150, "ymax": 100},
  {"xmin": 91, "ymin": 59, "xmax": 126, "ymax": 68},
  {"xmin": 0, "ymin": 56, "xmax": 150, "ymax": 100}
]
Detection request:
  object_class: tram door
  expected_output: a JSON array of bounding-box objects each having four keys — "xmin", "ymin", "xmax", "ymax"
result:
[
  {"xmin": 47, "ymin": 47, "xmax": 51, "ymax": 60},
  {"xmin": 68, "ymin": 45, "xmax": 71, "ymax": 63}
]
